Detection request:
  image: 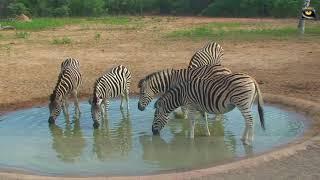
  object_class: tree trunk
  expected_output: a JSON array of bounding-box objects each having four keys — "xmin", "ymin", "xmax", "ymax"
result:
[{"xmin": 298, "ymin": 0, "xmax": 311, "ymax": 35}]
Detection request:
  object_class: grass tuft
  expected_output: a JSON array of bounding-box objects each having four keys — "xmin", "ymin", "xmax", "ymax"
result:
[
  {"xmin": 52, "ymin": 37, "xmax": 72, "ymax": 45},
  {"xmin": 94, "ymin": 32, "xmax": 101, "ymax": 41}
]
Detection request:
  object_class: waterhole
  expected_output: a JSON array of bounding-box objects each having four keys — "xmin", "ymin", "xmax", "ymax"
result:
[{"xmin": 0, "ymin": 98, "xmax": 305, "ymax": 176}]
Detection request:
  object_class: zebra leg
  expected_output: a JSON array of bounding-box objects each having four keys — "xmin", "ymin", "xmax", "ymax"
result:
[
  {"xmin": 180, "ymin": 106, "xmax": 188, "ymax": 119},
  {"xmin": 103, "ymin": 100, "xmax": 109, "ymax": 119},
  {"xmin": 202, "ymin": 111, "xmax": 211, "ymax": 136},
  {"xmin": 73, "ymin": 90, "xmax": 81, "ymax": 118},
  {"xmin": 120, "ymin": 94, "xmax": 125, "ymax": 110},
  {"xmin": 62, "ymin": 97, "xmax": 70, "ymax": 121},
  {"xmin": 125, "ymin": 88, "xmax": 130, "ymax": 111},
  {"xmin": 188, "ymin": 109, "xmax": 197, "ymax": 139},
  {"xmin": 239, "ymin": 109, "xmax": 254, "ymax": 145}
]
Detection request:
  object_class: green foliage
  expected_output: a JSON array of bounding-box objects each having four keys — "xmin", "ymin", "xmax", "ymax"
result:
[
  {"xmin": 0, "ymin": 18, "xmax": 82, "ymax": 30},
  {"xmin": 52, "ymin": 36, "xmax": 72, "ymax": 44},
  {"xmin": 51, "ymin": 5, "xmax": 70, "ymax": 17},
  {"xmin": 70, "ymin": 0, "xmax": 105, "ymax": 16},
  {"xmin": 15, "ymin": 31, "xmax": 30, "ymax": 38},
  {"xmin": 1, "ymin": 0, "xmax": 320, "ymax": 18},
  {"xmin": 7, "ymin": 2, "xmax": 29, "ymax": 16},
  {"xmin": 166, "ymin": 22, "xmax": 320, "ymax": 40}
]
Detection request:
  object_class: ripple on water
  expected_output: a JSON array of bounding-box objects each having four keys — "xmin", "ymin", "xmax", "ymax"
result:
[{"xmin": 0, "ymin": 98, "xmax": 305, "ymax": 176}]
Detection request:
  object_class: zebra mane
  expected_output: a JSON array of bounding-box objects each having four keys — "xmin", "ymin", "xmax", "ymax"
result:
[
  {"xmin": 92, "ymin": 78, "xmax": 101, "ymax": 104},
  {"xmin": 138, "ymin": 69, "xmax": 174, "ymax": 88},
  {"xmin": 50, "ymin": 71, "xmax": 64, "ymax": 102}
]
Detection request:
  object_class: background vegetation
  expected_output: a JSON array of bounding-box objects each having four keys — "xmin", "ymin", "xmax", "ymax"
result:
[{"xmin": 0, "ymin": 0, "xmax": 319, "ymax": 18}]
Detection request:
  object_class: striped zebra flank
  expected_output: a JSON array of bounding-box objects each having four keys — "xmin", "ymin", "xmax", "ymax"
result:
[
  {"xmin": 188, "ymin": 41, "xmax": 224, "ymax": 68},
  {"xmin": 91, "ymin": 65, "xmax": 131, "ymax": 129},
  {"xmin": 138, "ymin": 64, "xmax": 231, "ymax": 111},
  {"xmin": 153, "ymin": 73, "xmax": 265, "ymax": 145},
  {"xmin": 48, "ymin": 58, "xmax": 82, "ymax": 124},
  {"xmin": 138, "ymin": 64, "xmax": 231, "ymax": 136}
]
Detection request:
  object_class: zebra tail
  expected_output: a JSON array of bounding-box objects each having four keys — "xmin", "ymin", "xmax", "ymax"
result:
[{"xmin": 254, "ymin": 80, "xmax": 265, "ymax": 130}]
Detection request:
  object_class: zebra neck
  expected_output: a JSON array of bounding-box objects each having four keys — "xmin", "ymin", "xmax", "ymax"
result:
[{"xmin": 51, "ymin": 90, "xmax": 63, "ymax": 102}]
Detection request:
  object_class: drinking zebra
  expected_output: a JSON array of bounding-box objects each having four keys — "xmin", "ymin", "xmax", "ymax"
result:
[
  {"xmin": 188, "ymin": 41, "xmax": 224, "ymax": 68},
  {"xmin": 48, "ymin": 58, "xmax": 82, "ymax": 124},
  {"xmin": 91, "ymin": 65, "xmax": 131, "ymax": 128},
  {"xmin": 153, "ymin": 73, "xmax": 265, "ymax": 145},
  {"xmin": 138, "ymin": 64, "xmax": 231, "ymax": 136}
]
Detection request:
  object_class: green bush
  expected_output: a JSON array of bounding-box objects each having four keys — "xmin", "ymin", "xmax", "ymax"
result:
[
  {"xmin": 52, "ymin": 6, "xmax": 70, "ymax": 17},
  {"xmin": 7, "ymin": 2, "xmax": 29, "ymax": 16}
]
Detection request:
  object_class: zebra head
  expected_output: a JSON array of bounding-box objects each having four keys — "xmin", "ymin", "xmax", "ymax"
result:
[
  {"xmin": 152, "ymin": 102, "xmax": 169, "ymax": 135},
  {"xmin": 91, "ymin": 94, "xmax": 103, "ymax": 129},
  {"xmin": 138, "ymin": 78, "xmax": 154, "ymax": 111},
  {"xmin": 48, "ymin": 93, "xmax": 63, "ymax": 124}
]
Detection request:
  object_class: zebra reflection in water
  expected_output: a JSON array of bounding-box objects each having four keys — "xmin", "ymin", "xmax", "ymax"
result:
[
  {"xmin": 139, "ymin": 119, "xmax": 237, "ymax": 168},
  {"xmin": 49, "ymin": 118, "xmax": 85, "ymax": 163},
  {"xmin": 93, "ymin": 110, "xmax": 132, "ymax": 161}
]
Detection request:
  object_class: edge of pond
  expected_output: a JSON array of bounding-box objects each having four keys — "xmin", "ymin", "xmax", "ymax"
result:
[{"xmin": 0, "ymin": 93, "xmax": 319, "ymax": 180}]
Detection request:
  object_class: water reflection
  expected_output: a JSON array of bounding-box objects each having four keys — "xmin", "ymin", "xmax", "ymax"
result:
[
  {"xmin": 140, "ymin": 117, "xmax": 238, "ymax": 168},
  {"xmin": 49, "ymin": 118, "xmax": 85, "ymax": 163},
  {"xmin": 93, "ymin": 110, "xmax": 132, "ymax": 161}
]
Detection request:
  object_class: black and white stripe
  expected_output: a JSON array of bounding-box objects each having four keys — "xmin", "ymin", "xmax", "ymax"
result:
[
  {"xmin": 91, "ymin": 65, "xmax": 131, "ymax": 128},
  {"xmin": 153, "ymin": 73, "xmax": 265, "ymax": 145},
  {"xmin": 49, "ymin": 58, "xmax": 82, "ymax": 124},
  {"xmin": 188, "ymin": 41, "xmax": 224, "ymax": 68},
  {"xmin": 138, "ymin": 65, "xmax": 231, "ymax": 136}
]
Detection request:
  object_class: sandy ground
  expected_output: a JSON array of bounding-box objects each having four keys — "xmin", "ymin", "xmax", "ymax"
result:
[{"xmin": 0, "ymin": 17, "xmax": 320, "ymax": 179}]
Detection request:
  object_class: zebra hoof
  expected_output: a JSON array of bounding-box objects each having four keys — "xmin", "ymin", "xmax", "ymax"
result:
[
  {"xmin": 241, "ymin": 138, "xmax": 251, "ymax": 145},
  {"xmin": 93, "ymin": 122, "xmax": 100, "ymax": 129},
  {"xmin": 48, "ymin": 117, "xmax": 55, "ymax": 124}
]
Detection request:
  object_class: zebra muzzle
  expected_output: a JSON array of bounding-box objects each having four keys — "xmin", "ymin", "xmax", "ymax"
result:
[
  {"xmin": 138, "ymin": 103, "xmax": 145, "ymax": 111},
  {"xmin": 48, "ymin": 117, "xmax": 55, "ymax": 124},
  {"xmin": 152, "ymin": 126, "xmax": 160, "ymax": 135}
]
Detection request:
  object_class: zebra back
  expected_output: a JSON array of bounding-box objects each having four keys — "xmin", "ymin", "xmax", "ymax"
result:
[
  {"xmin": 188, "ymin": 41, "xmax": 224, "ymax": 68},
  {"xmin": 60, "ymin": 57, "xmax": 80, "ymax": 71},
  {"xmin": 92, "ymin": 65, "xmax": 131, "ymax": 104},
  {"xmin": 51, "ymin": 58, "xmax": 82, "ymax": 100}
]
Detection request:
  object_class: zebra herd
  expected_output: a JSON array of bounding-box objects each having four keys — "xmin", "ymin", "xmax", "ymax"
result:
[{"xmin": 48, "ymin": 41, "xmax": 265, "ymax": 145}]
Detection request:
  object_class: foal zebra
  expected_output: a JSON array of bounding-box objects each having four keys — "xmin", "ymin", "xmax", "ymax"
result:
[
  {"xmin": 188, "ymin": 41, "xmax": 224, "ymax": 68},
  {"xmin": 48, "ymin": 58, "xmax": 82, "ymax": 124},
  {"xmin": 138, "ymin": 65, "xmax": 231, "ymax": 136},
  {"xmin": 153, "ymin": 73, "xmax": 265, "ymax": 145},
  {"xmin": 91, "ymin": 65, "xmax": 131, "ymax": 129}
]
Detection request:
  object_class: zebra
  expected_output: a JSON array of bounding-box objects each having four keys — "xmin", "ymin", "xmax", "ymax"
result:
[
  {"xmin": 48, "ymin": 58, "xmax": 82, "ymax": 124},
  {"xmin": 188, "ymin": 41, "xmax": 224, "ymax": 69},
  {"xmin": 152, "ymin": 73, "xmax": 265, "ymax": 145},
  {"xmin": 91, "ymin": 65, "xmax": 131, "ymax": 129},
  {"xmin": 138, "ymin": 64, "xmax": 232, "ymax": 136}
]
